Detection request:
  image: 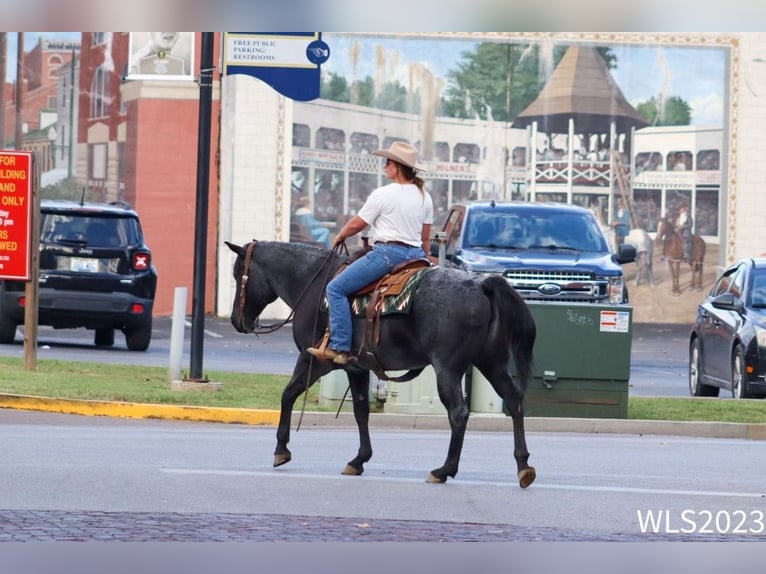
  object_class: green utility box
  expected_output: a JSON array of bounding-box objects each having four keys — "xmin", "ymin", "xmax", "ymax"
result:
[
  {"xmin": 359, "ymin": 302, "xmax": 632, "ymax": 419},
  {"xmin": 521, "ymin": 301, "xmax": 632, "ymax": 418}
]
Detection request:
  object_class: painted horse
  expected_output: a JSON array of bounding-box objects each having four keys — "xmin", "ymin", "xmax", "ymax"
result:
[
  {"xmin": 225, "ymin": 240, "xmax": 537, "ymax": 488},
  {"xmin": 656, "ymin": 218, "xmax": 706, "ymax": 295}
]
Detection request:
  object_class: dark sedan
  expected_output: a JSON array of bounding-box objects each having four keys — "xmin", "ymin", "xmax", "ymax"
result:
[{"xmin": 689, "ymin": 257, "xmax": 766, "ymax": 398}]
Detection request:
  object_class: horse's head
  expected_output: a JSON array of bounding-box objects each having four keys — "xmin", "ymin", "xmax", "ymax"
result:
[
  {"xmin": 225, "ymin": 240, "xmax": 278, "ymax": 333},
  {"xmin": 656, "ymin": 218, "xmax": 675, "ymax": 243}
]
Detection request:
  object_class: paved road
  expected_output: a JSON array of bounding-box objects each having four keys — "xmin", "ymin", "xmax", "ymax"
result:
[
  {"xmin": 1, "ymin": 319, "xmax": 691, "ymax": 397},
  {"xmin": 2, "ymin": 409, "xmax": 764, "ymax": 542}
]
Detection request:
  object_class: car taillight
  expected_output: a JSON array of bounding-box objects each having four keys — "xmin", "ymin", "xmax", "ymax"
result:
[
  {"xmin": 133, "ymin": 252, "xmax": 150, "ymax": 271},
  {"xmin": 131, "ymin": 303, "xmax": 144, "ymax": 314},
  {"xmin": 18, "ymin": 296, "xmax": 25, "ymax": 307}
]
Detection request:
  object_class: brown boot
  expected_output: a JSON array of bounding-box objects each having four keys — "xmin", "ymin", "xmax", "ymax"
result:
[{"xmin": 307, "ymin": 346, "xmax": 354, "ymax": 365}]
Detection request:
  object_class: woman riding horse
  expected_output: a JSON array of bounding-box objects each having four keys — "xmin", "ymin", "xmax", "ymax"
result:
[{"xmin": 308, "ymin": 142, "xmax": 433, "ymax": 366}]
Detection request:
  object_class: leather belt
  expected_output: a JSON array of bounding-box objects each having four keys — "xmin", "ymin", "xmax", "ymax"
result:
[{"xmin": 376, "ymin": 240, "xmax": 411, "ymax": 248}]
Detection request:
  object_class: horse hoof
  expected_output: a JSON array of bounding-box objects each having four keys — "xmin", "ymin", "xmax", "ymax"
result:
[
  {"xmin": 341, "ymin": 464, "xmax": 363, "ymax": 476},
  {"xmin": 273, "ymin": 453, "xmax": 291, "ymax": 467},
  {"xmin": 426, "ymin": 472, "xmax": 446, "ymax": 484},
  {"xmin": 518, "ymin": 467, "xmax": 536, "ymax": 488}
]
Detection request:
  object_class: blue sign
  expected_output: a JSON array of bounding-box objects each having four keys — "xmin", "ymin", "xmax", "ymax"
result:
[{"xmin": 222, "ymin": 32, "xmax": 329, "ymax": 101}]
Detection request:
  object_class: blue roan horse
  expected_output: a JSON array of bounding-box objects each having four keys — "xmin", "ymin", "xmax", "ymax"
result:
[{"xmin": 225, "ymin": 240, "xmax": 537, "ymax": 488}]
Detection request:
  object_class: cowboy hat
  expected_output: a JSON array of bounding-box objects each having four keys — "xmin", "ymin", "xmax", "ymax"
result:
[{"xmin": 371, "ymin": 141, "xmax": 425, "ymax": 170}]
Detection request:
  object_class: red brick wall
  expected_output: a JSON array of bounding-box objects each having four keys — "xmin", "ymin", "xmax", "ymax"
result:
[{"xmin": 125, "ymin": 95, "xmax": 220, "ymax": 316}]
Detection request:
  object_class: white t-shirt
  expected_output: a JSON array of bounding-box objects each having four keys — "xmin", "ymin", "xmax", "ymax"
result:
[{"xmin": 357, "ymin": 182, "xmax": 434, "ymax": 247}]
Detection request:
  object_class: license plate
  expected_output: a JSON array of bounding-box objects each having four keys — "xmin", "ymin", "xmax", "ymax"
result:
[{"xmin": 71, "ymin": 258, "xmax": 99, "ymax": 272}]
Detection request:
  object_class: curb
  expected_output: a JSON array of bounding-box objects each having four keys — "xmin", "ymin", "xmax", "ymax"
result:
[{"xmin": 1, "ymin": 393, "xmax": 765, "ymax": 440}]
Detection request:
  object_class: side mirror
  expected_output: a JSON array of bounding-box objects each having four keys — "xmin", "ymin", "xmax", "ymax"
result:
[
  {"xmin": 613, "ymin": 243, "xmax": 636, "ymax": 264},
  {"xmin": 711, "ymin": 292, "xmax": 743, "ymax": 313}
]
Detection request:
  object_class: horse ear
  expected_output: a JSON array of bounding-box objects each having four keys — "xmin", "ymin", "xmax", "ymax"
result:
[{"xmin": 224, "ymin": 241, "xmax": 246, "ymax": 257}]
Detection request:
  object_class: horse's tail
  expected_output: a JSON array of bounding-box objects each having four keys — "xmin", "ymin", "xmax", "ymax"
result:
[{"xmin": 480, "ymin": 275, "xmax": 536, "ymax": 390}]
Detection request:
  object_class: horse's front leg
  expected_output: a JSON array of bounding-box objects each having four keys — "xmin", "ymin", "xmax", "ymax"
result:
[
  {"xmin": 274, "ymin": 355, "xmax": 332, "ymax": 467},
  {"xmin": 428, "ymin": 369, "xmax": 469, "ymax": 483},
  {"xmin": 341, "ymin": 368, "xmax": 373, "ymax": 476}
]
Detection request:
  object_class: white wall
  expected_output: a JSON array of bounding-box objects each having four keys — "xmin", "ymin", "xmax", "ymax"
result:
[
  {"xmin": 216, "ymin": 73, "xmax": 293, "ymax": 319},
  {"xmin": 733, "ymin": 33, "xmax": 766, "ymax": 262}
]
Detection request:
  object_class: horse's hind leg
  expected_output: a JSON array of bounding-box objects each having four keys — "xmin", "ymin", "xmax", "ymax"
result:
[
  {"xmin": 341, "ymin": 369, "xmax": 373, "ymax": 476},
  {"xmin": 274, "ymin": 356, "xmax": 331, "ymax": 467},
  {"xmin": 428, "ymin": 367, "xmax": 470, "ymax": 483},
  {"xmin": 476, "ymin": 364, "xmax": 536, "ymax": 488}
]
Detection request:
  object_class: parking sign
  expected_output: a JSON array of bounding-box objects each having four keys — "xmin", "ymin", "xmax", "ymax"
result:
[{"xmin": 0, "ymin": 151, "xmax": 33, "ymax": 280}]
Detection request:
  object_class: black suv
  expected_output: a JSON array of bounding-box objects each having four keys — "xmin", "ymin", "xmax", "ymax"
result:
[
  {"xmin": 0, "ymin": 200, "xmax": 157, "ymax": 351},
  {"xmin": 433, "ymin": 201, "xmax": 636, "ymax": 304}
]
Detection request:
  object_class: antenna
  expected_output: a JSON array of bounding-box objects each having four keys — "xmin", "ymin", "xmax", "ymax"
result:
[{"xmin": 79, "ymin": 186, "xmax": 86, "ymax": 206}]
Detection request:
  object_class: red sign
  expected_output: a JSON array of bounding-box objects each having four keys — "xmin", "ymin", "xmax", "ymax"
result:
[{"xmin": 0, "ymin": 151, "xmax": 32, "ymax": 280}]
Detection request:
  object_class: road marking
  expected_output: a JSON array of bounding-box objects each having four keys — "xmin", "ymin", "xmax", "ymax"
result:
[
  {"xmin": 161, "ymin": 468, "xmax": 765, "ymax": 498},
  {"xmin": 184, "ymin": 320, "xmax": 223, "ymax": 338}
]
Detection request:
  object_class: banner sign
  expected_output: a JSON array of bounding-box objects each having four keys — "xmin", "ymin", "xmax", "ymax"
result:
[
  {"xmin": 222, "ymin": 32, "xmax": 330, "ymax": 101},
  {"xmin": 0, "ymin": 151, "xmax": 32, "ymax": 280}
]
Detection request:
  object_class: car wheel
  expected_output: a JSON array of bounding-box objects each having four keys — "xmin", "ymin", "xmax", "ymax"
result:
[
  {"xmin": 125, "ymin": 319, "xmax": 152, "ymax": 352},
  {"xmin": 732, "ymin": 345, "xmax": 751, "ymax": 399},
  {"xmin": 689, "ymin": 338, "xmax": 719, "ymax": 397},
  {"xmin": 94, "ymin": 328, "xmax": 115, "ymax": 347},
  {"xmin": 0, "ymin": 312, "xmax": 17, "ymax": 344}
]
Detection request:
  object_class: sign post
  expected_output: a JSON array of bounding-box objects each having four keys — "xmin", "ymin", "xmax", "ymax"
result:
[{"xmin": 0, "ymin": 150, "xmax": 36, "ymax": 369}]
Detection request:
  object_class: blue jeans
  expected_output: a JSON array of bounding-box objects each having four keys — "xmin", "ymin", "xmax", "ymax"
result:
[{"xmin": 327, "ymin": 243, "xmax": 425, "ymax": 352}]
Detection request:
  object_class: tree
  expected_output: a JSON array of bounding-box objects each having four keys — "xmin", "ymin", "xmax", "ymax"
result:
[
  {"xmin": 636, "ymin": 95, "xmax": 691, "ymax": 126},
  {"xmin": 441, "ymin": 44, "xmax": 616, "ymax": 123},
  {"xmin": 320, "ymin": 71, "xmax": 350, "ymax": 102}
]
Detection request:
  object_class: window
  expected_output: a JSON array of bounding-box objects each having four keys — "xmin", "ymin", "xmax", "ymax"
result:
[
  {"xmin": 89, "ymin": 143, "xmax": 107, "ymax": 180},
  {"xmin": 697, "ymin": 149, "xmax": 720, "ymax": 170},
  {"xmin": 90, "ymin": 66, "xmax": 110, "ymax": 118},
  {"xmin": 316, "ymin": 127, "xmax": 344, "ymax": 150},
  {"xmin": 454, "ymin": 143, "xmax": 480, "ymax": 163},
  {"xmin": 92, "ymin": 33, "xmax": 106, "ymax": 46},
  {"xmin": 635, "ymin": 152, "xmax": 662, "ymax": 172},
  {"xmin": 711, "ymin": 266, "xmax": 740, "ymax": 297},
  {"xmin": 349, "ymin": 132, "xmax": 378, "ymax": 154},
  {"xmin": 292, "ymin": 124, "xmax": 310, "ymax": 147},
  {"xmin": 668, "ymin": 151, "xmax": 692, "ymax": 171}
]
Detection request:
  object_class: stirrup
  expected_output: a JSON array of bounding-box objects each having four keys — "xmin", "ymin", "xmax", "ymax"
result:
[{"xmin": 307, "ymin": 346, "xmax": 354, "ymax": 365}]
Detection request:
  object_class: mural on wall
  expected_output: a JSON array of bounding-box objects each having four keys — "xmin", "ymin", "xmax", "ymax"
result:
[{"xmin": 288, "ymin": 33, "xmax": 730, "ymax": 320}]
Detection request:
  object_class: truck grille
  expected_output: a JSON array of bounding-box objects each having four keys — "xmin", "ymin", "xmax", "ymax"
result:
[{"xmin": 503, "ymin": 269, "xmax": 607, "ymax": 303}]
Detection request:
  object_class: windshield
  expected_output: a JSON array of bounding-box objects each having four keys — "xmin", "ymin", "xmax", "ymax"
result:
[
  {"xmin": 465, "ymin": 210, "xmax": 609, "ymax": 253},
  {"xmin": 750, "ymin": 269, "xmax": 766, "ymax": 307}
]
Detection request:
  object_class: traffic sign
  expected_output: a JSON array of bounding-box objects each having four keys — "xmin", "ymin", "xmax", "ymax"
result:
[{"xmin": 0, "ymin": 151, "xmax": 33, "ymax": 281}]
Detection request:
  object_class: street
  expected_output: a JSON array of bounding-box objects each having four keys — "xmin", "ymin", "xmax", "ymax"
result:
[{"xmin": 1, "ymin": 409, "xmax": 764, "ymax": 542}]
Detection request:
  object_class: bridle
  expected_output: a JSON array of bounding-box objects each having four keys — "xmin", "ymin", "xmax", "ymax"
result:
[
  {"xmin": 236, "ymin": 239, "xmax": 338, "ymax": 335},
  {"xmin": 236, "ymin": 240, "xmax": 294, "ymax": 335}
]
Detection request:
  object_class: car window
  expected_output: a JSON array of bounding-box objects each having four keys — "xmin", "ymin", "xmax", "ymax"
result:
[
  {"xmin": 750, "ymin": 270, "xmax": 766, "ymax": 307},
  {"xmin": 730, "ymin": 266, "xmax": 746, "ymax": 299},
  {"xmin": 710, "ymin": 266, "xmax": 739, "ymax": 297},
  {"xmin": 42, "ymin": 214, "xmax": 139, "ymax": 247}
]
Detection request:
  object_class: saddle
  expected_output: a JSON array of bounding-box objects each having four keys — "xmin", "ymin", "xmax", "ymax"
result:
[{"xmin": 319, "ymin": 257, "xmax": 432, "ymax": 371}]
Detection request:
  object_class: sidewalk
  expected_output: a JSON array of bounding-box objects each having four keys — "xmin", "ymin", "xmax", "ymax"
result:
[{"xmin": 2, "ymin": 393, "xmax": 765, "ymax": 440}]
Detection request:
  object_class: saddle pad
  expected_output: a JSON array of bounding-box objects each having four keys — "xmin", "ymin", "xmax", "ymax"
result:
[{"xmin": 350, "ymin": 266, "xmax": 431, "ymax": 317}]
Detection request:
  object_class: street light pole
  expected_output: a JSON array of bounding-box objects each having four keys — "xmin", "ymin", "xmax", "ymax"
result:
[
  {"xmin": 68, "ymin": 48, "xmax": 75, "ymax": 179},
  {"xmin": 188, "ymin": 32, "xmax": 215, "ymax": 381}
]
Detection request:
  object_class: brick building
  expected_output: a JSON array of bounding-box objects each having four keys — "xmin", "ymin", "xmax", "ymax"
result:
[
  {"xmin": 1, "ymin": 36, "xmax": 78, "ymax": 145},
  {"xmin": 77, "ymin": 33, "xmax": 221, "ymax": 316}
]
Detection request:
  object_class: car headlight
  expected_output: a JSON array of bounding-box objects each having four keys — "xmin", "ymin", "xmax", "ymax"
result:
[
  {"xmin": 756, "ymin": 325, "xmax": 766, "ymax": 349},
  {"xmin": 608, "ymin": 276, "xmax": 625, "ymax": 304}
]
